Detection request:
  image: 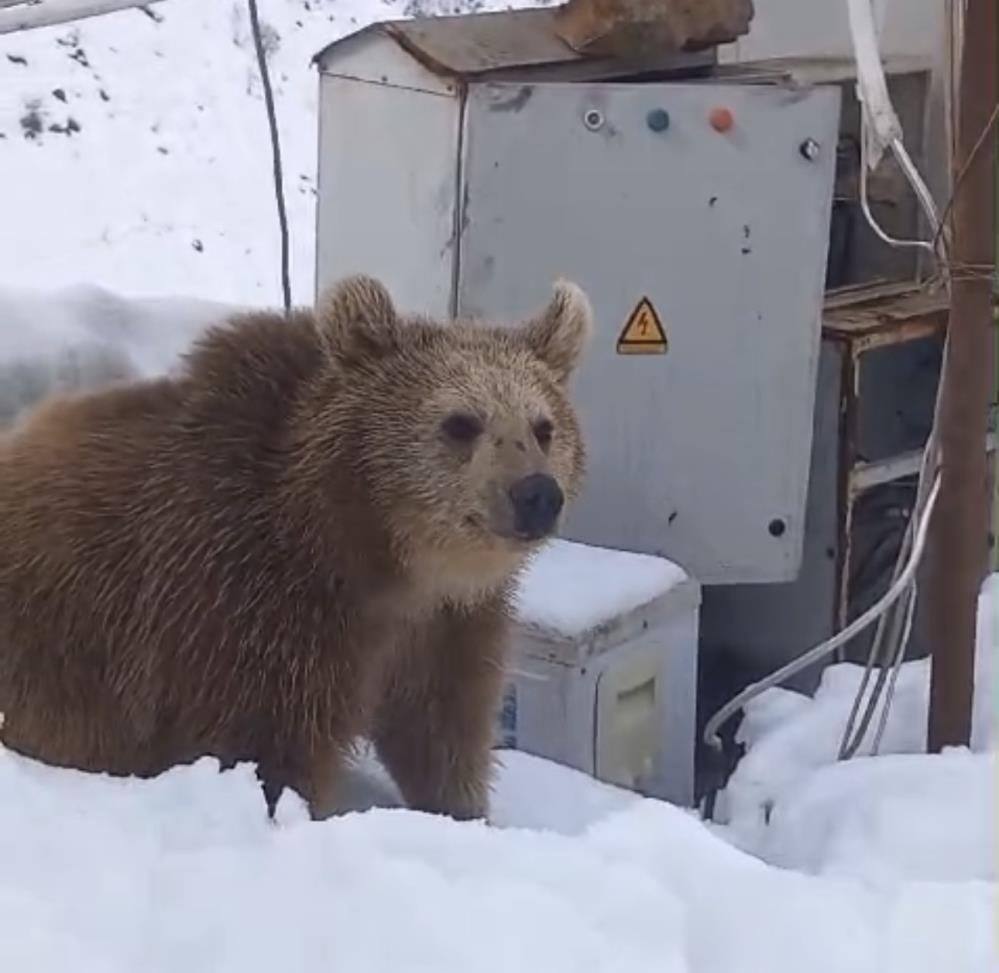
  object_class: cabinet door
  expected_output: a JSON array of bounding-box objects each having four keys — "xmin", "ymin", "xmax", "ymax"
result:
[{"xmin": 458, "ymin": 80, "xmax": 840, "ymax": 583}]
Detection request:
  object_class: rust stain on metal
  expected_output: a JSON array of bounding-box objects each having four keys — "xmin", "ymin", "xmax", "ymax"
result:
[
  {"xmin": 384, "ymin": 21, "xmax": 463, "ymax": 79},
  {"xmin": 380, "ymin": 9, "xmax": 591, "ymax": 79},
  {"xmin": 316, "ymin": 8, "xmax": 719, "ymax": 84},
  {"xmin": 486, "ymin": 84, "xmax": 534, "ymax": 112}
]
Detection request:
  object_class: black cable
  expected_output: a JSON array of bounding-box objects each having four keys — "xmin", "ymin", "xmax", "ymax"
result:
[
  {"xmin": 849, "ymin": 523, "xmax": 908, "ymax": 613},
  {"xmin": 247, "ymin": 0, "xmax": 292, "ymax": 315}
]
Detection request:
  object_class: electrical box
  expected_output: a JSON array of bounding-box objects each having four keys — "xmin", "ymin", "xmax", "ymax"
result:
[
  {"xmin": 696, "ymin": 60, "xmax": 944, "ymax": 687},
  {"xmin": 314, "ymin": 9, "xmax": 841, "ymax": 584},
  {"xmin": 500, "ymin": 539, "xmax": 701, "ymax": 807}
]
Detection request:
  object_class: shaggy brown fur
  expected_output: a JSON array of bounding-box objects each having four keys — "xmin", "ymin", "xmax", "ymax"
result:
[{"xmin": 0, "ymin": 275, "xmax": 592, "ymax": 820}]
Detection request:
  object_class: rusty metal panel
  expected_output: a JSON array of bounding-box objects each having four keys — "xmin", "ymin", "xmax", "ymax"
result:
[
  {"xmin": 554, "ymin": 0, "xmax": 754, "ymax": 58},
  {"xmin": 384, "ymin": 8, "xmax": 583, "ymax": 76},
  {"xmin": 317, "ymin": 9, "xmax": 595, "ymax": 78},
  {"xmin": 315, "ymin": 8, "xmax": 717, "ymax": 83}
]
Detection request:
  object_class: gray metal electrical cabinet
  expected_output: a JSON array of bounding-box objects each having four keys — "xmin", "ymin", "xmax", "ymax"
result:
[{"xmin": 314, "ymin": 9, "xmax": 841, "ymax": 585}]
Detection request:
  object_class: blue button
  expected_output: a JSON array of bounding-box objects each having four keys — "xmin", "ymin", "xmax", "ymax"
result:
[{"xmin": 646, "ymin": 108, "xmax": 670, "ymax": 132}]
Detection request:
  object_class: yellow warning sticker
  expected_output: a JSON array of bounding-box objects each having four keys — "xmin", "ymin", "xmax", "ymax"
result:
[{"xmin": 616, "ymin": 297, "xmax": 668, "ymax": 355}]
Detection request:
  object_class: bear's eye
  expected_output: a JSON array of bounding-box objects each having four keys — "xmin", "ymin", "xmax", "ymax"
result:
[
  {"xmin": 441, "ymin": 413, "xmax": 484, "ymax": 444},
  {"xmin": 533, "ymin": 418, "xmax": 554, "ymax": 449}
]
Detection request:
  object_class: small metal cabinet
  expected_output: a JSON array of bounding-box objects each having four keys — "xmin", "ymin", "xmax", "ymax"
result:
[
  {"xmin": 314, "ymin": 9, "xmax": 841, "ymax": 584},
  {"xmin": 499, "ymin": 539, "xmax": 701, "ymax": 806}
]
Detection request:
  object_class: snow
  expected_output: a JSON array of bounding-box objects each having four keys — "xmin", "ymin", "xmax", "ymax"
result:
[
  {"xmin": 515, "ymin": 539, "xmax": 691, "ymax": 638},
  {"xmin": 0, "ymin": 0, "xmax": 553, "ymax": 305},
  {"xmin": 715, "ymin": 575, "xmax": 998, "ymax": 884},
  {"xmin": 0, "ymin": 284, "xmax": 235, "ymax": 423},
  {"xmin": 0, "ymin": 741, "xmax": 994, "ymax": 973},
  {"xmin": 0, "ymin": 573, "xmax": 990, "ymax": 973},
  {"xmin": 0, "ymin": 2, "xmax": 995, "ymax": 969},
  {"xmin": 0, "ymin": 564, "xmax": 993, "ymax": 972},
  {"xmin": 747, "ymin": 749, "xmax": 996, "ymax": 883}
]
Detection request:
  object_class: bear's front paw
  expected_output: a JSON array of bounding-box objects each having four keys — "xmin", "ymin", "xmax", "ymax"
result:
[
  {"xmin": 408, "ymin": 791, "xmax": 489, "ymax": 824},
  {"xmin": 443, "ymin": 804, "xmax": 489, "ymax": 824}
]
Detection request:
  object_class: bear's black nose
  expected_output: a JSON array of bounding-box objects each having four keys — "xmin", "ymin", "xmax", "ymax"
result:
[{"xmin": 509, "ymin": 474, "xmax": 564, "ymax": 540}]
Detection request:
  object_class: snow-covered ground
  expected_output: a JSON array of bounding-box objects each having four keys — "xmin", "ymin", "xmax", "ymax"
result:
[
  {"xmin": 716, "ymin": 575, "xmax": 997, "ymax": 875},
  {"xmin": 1, "ymin": 1, "xmax": 996, "ymax": 970},
  {"xmin": 0, "ymin": 0, "xmax": 550, "ymax": 305},
  {"xmin": 0, "ymin": 740, "xmax": 994, "ymax": 973}
]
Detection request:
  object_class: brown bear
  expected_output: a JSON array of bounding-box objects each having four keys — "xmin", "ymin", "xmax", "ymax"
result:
[{"xmin": 0, "ymin": 275, "xmax": 592, "ymax": 821}]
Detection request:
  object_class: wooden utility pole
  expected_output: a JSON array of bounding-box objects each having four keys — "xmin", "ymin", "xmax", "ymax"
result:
[{"xmin": 926, "ymin": 0, "xmax": 997, "ymax": 751}]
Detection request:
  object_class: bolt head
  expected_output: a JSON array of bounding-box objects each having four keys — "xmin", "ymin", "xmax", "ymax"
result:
[
  {"xmin": 799, "ymin": 138, "xmax": 821, "ymax": 161},
  {"xmin": 646, "ymin": 108, "xmax": 670, "ymax": 133}
]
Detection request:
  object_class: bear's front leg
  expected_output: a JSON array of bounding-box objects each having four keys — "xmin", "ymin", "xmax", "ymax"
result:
[
  {"xmin": 373, "ymin": 593, "xmax": 511, "ymax": 821},
  {"xmin": 257, "ymin": 739, "xmax": 348, "ymax": 821}
]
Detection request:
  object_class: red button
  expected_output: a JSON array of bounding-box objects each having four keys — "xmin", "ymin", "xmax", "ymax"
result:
[{"xmin": 709, "ymin": 107, "xmax": 734, "ymax": 133}]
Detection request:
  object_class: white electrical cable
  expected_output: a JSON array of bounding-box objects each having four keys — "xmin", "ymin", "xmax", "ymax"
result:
[
  {"xmin": 871, "ymin": 577, "xmax": 919, "ymax": 753},
  {"xmin": 859, "ymin": 133, "xmax": 938, "ymax": 256},
  {"xmin": 848, "ymin": 0, "xmax": 948, "ymax": 261},
  {"xmin": 845, "ymin": 0, "xmax": 902, "ymax": 165},
  {"xmin": 703, "ymin": 472, "xmax": 941, "ymax": 752},
  {"xmin": 838, "ymin": 388, "xmax": 944, "ymax": 758},
  {"xmin": 703, "ymin": 0, "xmax": 954, "ymax": 760},
  {"xmin": 891, "ymin": 139, "xmax": 944, "ymax": 242},
  {"xmin": 835, "ymin": 0, "xmax": 954, "ymax": 757}
]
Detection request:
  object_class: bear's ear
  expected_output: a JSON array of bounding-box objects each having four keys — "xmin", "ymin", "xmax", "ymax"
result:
[
  {"xmin": 519, "ymin": 280, "xmax": 593, "ymax": 382},
  {"xmin": 316, "ymin": 275, "xmax": 401, "ymax": 365}
]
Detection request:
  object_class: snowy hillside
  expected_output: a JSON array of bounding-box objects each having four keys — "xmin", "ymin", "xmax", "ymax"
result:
[{"xmin": 0, "ymin": 0, "xmax": 550, "ymax": 305}]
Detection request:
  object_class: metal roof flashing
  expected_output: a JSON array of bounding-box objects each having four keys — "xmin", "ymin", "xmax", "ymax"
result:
[{"xmin": 313, "ymin": 8, "xmax": 716, "ymax": 83}]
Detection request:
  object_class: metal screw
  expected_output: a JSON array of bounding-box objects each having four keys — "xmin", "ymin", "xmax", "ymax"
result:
[
  {"xmin": 646, "ymin": 108, "xmax": 670, "ymax": 133},
  {"xmin": 768, "ymin": 518, "xmax": 787, "ymax": 538},
  {"xmin": 583, "ymin": 108, "xmax": 604, "ymax": 131},
  {"xmin": 799, "ymin": 138, "xmax": 820, "ymax": 161}
]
